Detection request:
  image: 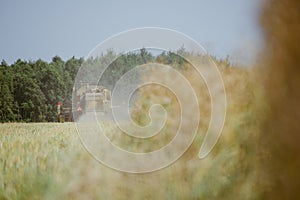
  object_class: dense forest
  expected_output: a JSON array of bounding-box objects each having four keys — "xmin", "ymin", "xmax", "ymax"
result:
[
  {"xmin": 0, "ymin": 49, "xmax": 203, "ymax": 122},
  {"xmin": 0, "ymin": 56, "xmax": 83, "ymax": 122}
]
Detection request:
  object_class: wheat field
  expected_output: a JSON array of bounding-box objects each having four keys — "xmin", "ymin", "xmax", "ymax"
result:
[{"xmin": 0, "ymin": 64, "xmax": 265, "ymax": 200}]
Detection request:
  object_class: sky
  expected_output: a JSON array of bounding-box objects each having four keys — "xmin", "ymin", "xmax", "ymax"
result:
[{"xmin": 0, "ymin": 0, "xmax": 263, "ymax": 65}]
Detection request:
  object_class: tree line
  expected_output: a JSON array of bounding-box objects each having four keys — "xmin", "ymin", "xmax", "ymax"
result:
[
  {"xmin": 0, "ymin": 48, "xmax": 217, "ymax": 123},
  {"xmin": 0, "ymin": 56, "xmax": 83, "ymax": 122}
]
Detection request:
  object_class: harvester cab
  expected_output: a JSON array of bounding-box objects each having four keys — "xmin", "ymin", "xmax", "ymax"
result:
[{"xmin": 72, "ymin": 84, "xmax": 111, "ymax": 121}]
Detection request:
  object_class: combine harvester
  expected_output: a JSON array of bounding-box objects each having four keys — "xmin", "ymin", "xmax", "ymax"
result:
[{"xmin": 57, "ymin": 83, "xmax": 111, "ymax": 122}]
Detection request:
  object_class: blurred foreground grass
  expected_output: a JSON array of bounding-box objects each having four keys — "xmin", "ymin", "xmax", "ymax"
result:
[{"xmin": 0, "ymin": 66, "xmax": 264, "ymax": 199}]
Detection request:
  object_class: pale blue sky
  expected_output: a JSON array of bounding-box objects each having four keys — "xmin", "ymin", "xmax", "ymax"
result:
[{"xmin": 0, "ymin": 0, "xmax": 263, "ymax": 65}]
